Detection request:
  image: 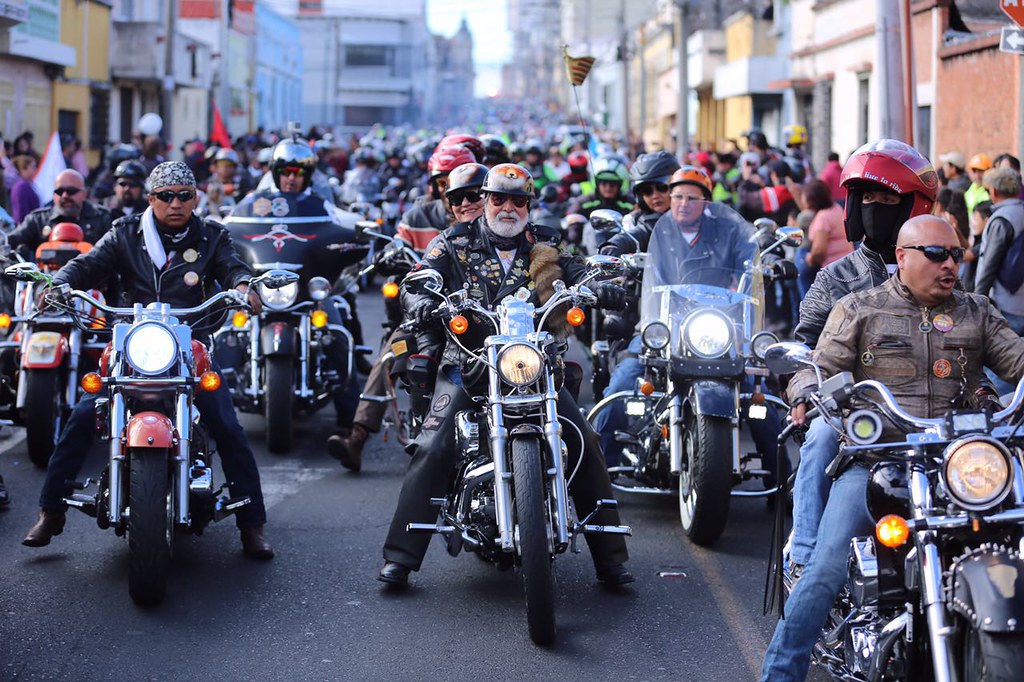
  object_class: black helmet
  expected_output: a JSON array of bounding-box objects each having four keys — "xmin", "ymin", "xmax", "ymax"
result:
[
  {"xmin": 479, "ymin": 134, "xmax": 510, "ymax": 166},
  {"xmin": 745, "ymin": 128, "xmax": 769, "ymax": 150},
  {"xmin": 630, "ymin": 151, "xmax": 680, "ymax": 212},
  {"xmin": 270, "ymin": 137, "xmax": 316, "ymax": 189},
  {"xmin": 539, "ymin": 184, "xmax": 560, "ymax": 203},
  {"xmin": 445, "ymin": 162, "xmax": 489, "ymax": 195},
  {"xmin": 106, "ymin": 143, "xmax": 139, "ymax": 170},
  {"xmin": 114, "ymin": 160, "xmax": 147, "ymax": 183}
]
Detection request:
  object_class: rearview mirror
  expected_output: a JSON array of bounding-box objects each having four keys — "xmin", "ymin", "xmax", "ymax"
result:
[
  {"xmin": 584, "ymin": 254, "xmax": 626, "ymax": 280},
  {"xmin": 775, "ymin": 226, "xmax": 804, "ymax": 248},
  {"xmin": 353, "ymin": 220, "xmax": 380, "ymax": 244},
  {"xmin": 764, "ymin": 341, "xmax": 814, "ymax": 376},
  {"xmin": 253, "ymin": 269, "xmax": 299, "ymax": 290},
  {"xmin": 4, "ymin": 261, "xmax": 40, "ymax": 281},
  {"xmin": 402, "ymin": 268, "xmax": 444, "ymax": 294}
]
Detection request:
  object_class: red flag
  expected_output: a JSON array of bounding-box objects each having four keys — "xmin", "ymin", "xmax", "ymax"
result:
[{"xmin": 211, "ymin": 101, "xmax": 232, "ymax": 149}]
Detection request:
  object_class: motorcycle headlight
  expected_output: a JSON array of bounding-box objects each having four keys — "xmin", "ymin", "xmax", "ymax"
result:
[
  {"xmin": 642, "ymin": 321, "xmax": 670, "ymax": 350},
  {"xmin": 943, "ymin": 438, "xmax": 1013, "ymax": 511},
  {"xmin": 682, "ymin": 310, "xmax": 732, "ymax": 359},
  {"xmin": 260, "ymin": 281, "xmax": 299, "ymax": 310},
  {"xmin": 308, "ymin": 276, "xmax": 331, "ymax": 302},
  {"xmin": 751, "ymin": 331, "xmax": 779, "ymax": 360},
  {"xmin": 497, "ymin": 343, "xmax": 544, "ymax": 387},
  {"xmin": 124, "ymin": 323, "xmax": 178, "ymax": 375}
]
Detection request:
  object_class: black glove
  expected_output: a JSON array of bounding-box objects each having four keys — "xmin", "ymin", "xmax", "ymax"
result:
[
  {"xmin": 408, "ymin": 298, "xmax": 438, "ymax": 326},
  {"xmin": 765, "ymin": 257, "xmax": 799, "ymax": 282},
  {"xmin": 595, "ymin": 283, "xmax": 626, "ymax": 311}
]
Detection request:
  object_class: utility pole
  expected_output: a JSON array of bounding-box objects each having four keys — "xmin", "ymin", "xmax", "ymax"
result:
[
  {"xmin": 620, "ymin": 0, "xmax": 630, "ymax": 142},
  {"xmin": 162, "ymin": 0, "xmax": 178, "ymax": 146},
  {"xmin": 639, "ymin": 24, "xmax": 647, "ymax": 146},
  {"xmin": 675, "ymin": 0, "xmax": 689, "ymax": 157},
  {"xmin": 876, "ymin": 0, "xmax": 907, "ymax": 142}
]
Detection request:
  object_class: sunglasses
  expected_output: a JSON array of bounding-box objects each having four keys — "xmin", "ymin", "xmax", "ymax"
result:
[
  {"xmin": 53, "ymin": 187, "xmax": 82, "ymax": 197},
  {"xmin": 116, "ymin": 181, "xmax": 141, "ymax": 189},
  {"xmin": 902, "ymin": 244, "xmax": 965, "ymax": 264},
  {"xmin": 487, "ymin": 193, "xmax": 529, "ymax": 209},
  {"xmin": 279, "ymin": 166, "xmax": 308, "ymax": 178},
  {"xmin": 152, "ymin": 190, "xmax": 196, "ymax": 203},
  {"xmin": 448, "ymin": 190, "xmax": 482, "ymax": 206},
  {"xmin": 637, "ymin": 183, "xmax": 669, "ymax": 197}
]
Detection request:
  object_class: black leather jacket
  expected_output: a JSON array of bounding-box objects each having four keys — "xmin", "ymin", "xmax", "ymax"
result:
[
  {"xmin": 599, "ymin": 211, "xmax": 661, "ymax": 256},
  {"xmin": 9, "ymin": 201, "xmax": 113, "ymax": 255}
]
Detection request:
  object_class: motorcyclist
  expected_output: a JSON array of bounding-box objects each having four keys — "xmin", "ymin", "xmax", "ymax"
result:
[
  {"xmin": 204, "ymin": 148, "xmax": 254, "ymax": 204},
  {"xmin": 9, "ymin": 169, "xmax": 114, "ymax": 257},
  {"xmin": 377, "ymin": 163, "xmax": 633, "ymax": 588},
  {"xmin": 521, "ymin": 141, "xmax": 546, "ymax": 186},
  {"xmin": 21, "ymin": 161, "xmax": 274, "ymax": 559},
  {"xmin": 782, "ymin": 124, "xmax": 814, "ymax": 180},
  {"xmin": 325, "ymin": 162, "xmax": 490, "ymax": 470},
  {"xmin": 379, "ymin": 145, "xmax": 411, "ymax": 191},
  {"xmin": 394, "ymin": 143, "xmax": 476, "ymax": 252},
  {"xmin": 569, "ymin": 156, "xmax": 635, "ymax": 219},
  {"xmin": 479, "ymin": 134, "xmax": 510, "ymax": 168},
  {"xmin": 340, "ymin": 147, "xmax": 383, "ymax": 205},
  {"xmin": 89, "ymin": 143, "xmax": 140, "ymax": 202},
  {"xmin": 603, "ymin": 151, "xmax": 681, "ymax": 256},
  {"xmin": 561, "ymin": 150, "xmax": 591, "ymax": 197},
  {"xmin": 106, "ymin": 160, "xmax": 149, "ymax": 221}
]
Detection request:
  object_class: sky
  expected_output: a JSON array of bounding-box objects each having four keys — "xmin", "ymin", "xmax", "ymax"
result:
[{"xmin": 426, "ymin": 0, "xmax": 511, "ymax": 98}]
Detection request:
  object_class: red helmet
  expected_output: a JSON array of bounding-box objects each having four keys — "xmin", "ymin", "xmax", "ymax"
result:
[
  {"xmin": 50, "ymin": 222, "xmax": 84, "ymax": 243},
  {"xmin": 668, "ymin": 166, "xmax": 714, "ymax": 200},
  {"xmin": 439, "ymin": 134, "xmax": 485, "ymax": 163},
  {"xmin": 428, "ymin": 144, "xmax": 477, "ymax": 180},
  {"xmin": 841, "ymin": 139, "xmax": 938, "ymax": 243},
  {"xmin": 567, "ymin": 150, "xmax": 589, "ymax": 171}
]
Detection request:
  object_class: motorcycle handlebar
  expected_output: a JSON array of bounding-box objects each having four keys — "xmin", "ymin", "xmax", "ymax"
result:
[{"xmin": 63, "ymin": 287, "xmax": 247, "ymax": 320}]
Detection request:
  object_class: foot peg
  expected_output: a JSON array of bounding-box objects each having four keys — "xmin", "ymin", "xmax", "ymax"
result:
[
  {"xmin": 582, "ymin": 524, "xmax": 632, "ymax": 536},
  {"xmin": 406, "ymin": 522, "xmax": 455, "ymax": 534},
  {"xmin": 429, "ymin": 497, "xmax": 445, "ymax": 507},
  {"xmin": 64, "ymin": 494, "xmax": 97, "ymax": 517},
  {"xmin": 214, "ymin": 495, "xmax": 251, "ymax": 522},
  {"xmin": 614, "ymin": 431, "xmax": 639, "ymax": 445}
]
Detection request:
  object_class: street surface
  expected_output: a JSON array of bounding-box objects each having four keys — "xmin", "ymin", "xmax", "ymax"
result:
[{"xmin": 0, "ymin": 290, "xmax": 827, "ymax": 681}]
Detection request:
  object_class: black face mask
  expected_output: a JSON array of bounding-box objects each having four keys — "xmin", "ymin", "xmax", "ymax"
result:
[{"xmin": 860, "ymin": 201, "xmax": 905, "ymax": 247}]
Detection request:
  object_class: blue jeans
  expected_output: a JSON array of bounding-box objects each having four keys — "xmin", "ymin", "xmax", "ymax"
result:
[
  {"xmin": 987, "ymin": 311, "xmax": 1024, "ymax": 397},
  {"xmin": 789, "ymin": 416, "xmax": 841, "ymax": 566},
  {"xmin": 39, "ymin": 362, "xmax": 267, "ymax": 527},
  {"xmin": 760, "ymin": 465, "xmax": 872, "ymax": 682},
  {"xmin": 594, "ymin": 335, "xmax": 643, "ymax": 467},
  {"xmin": 795, "ymin": 247, "xmax": 818, "ymax": 298}
]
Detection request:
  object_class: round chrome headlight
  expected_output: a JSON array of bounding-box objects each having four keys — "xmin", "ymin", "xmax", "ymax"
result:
[
  {"xmin": 307, "ymin": 276, "xmax": 331, "ymax": 302},
  {"xmin": 751, "ymin": 331, "xmax": 779, "ymax": 360},
  {"xmin": 642, "ymin": 321, "xmax": 670, "ymax": 350},
  {"xmin": 260, "ymin": 281, "xmax": 299, "ymax": 310},
  {"xmin": 943, "ymin": 438, "xmax": 1013, "ymax": 511},
  {"xmin": 682, "ymin": 310, "xmax": 733, "ymax": 359},
  {"xmin": 124, "ymin": 323, "xmax": 178, "ymax": 375},
  {"xmin": 497, "ymin": 343, "xmax": 544, "ymax": 387}
]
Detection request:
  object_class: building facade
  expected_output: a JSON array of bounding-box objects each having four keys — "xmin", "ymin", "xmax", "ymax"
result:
[{"xmin": 255, "ymin": 2, "xmax": 302, "ymax": 130}]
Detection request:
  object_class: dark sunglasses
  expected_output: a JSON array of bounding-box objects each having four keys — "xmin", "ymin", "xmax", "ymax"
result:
[
  {"xmin": 279, "ymin": 166, "xmax": 308, "ymax": 178},
  {"xmin": 153, "ymin": 190, "xmax": 196, "ymax": 203},
  {"xmin": 53, "ymin": 187, "xmax": 82, "ymax": 197},
  {"xmin": 448, "ymin": 190, "xmax": 482, "ymax": 206},
  {"xmin": 116, "ymin": 181, "xmax": 141, "ymax": 189},
  {"xmin": 637, "ymin": 183, "xmax": 669, "ymax": 197},
  {"xmin": 487, "ymin": 193, "xmax": 529, "ymax": 209},
  {"xmin": 902, "ymin": 244, "xmax": 965, "ymax": 264}
]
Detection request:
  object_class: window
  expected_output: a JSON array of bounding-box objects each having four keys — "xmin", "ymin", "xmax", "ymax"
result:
[
  {"xmin": 89, "ymin": 89, "xmax": 110, "ymax": 150},
  {"xmin": 344, "ymin": 106, "xmax": 395, "ymax": 127},
  {"xmin": 345, "ymin": 46, "xmax": 390, "ymax": 68},
  {"xmin": 857, "ymin": 74, "xmax": 870, "ymax": 147},
  {"xmin": 917, "ymin": 105, "xmax": 931, "ymax": 160}
]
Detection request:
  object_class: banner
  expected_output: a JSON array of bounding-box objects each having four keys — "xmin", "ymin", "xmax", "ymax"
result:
[
  {"xmin": 32, "ymin": 131, "xmax": 67, "ymax": 202},
  {"xmin": 211, "ymin": 101, "xmax": 232, "ymax": 149},
  {"xmin": 563, "ymin": 47, "xmax": 596, "ymax": 87}
]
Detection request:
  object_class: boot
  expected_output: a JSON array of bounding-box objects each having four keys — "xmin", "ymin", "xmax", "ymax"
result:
[
  {"xmin": 327, "ymin": 424, "xmax": 368, "ymax": 472},
  {"xmin": 239, "ymin": 524, "xmax": 274, "ymax": 560},
  {"xmin": 22, "ymin": 510, "xmax": 66, "ymax": 547}
]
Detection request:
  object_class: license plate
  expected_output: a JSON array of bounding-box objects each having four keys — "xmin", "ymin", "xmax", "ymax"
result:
[
  {"xmin": 748, "ymin": 404, "xmax": 768, "ymax": 420},
  {"xmin": 626, "ymin": 400, "xmax": 646, "ymax": 416}
]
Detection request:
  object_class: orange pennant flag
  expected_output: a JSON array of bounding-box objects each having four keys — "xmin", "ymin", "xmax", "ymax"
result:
[{"xmin": 563, "ymin": 47, "xmax": 596, "ymax": 87}]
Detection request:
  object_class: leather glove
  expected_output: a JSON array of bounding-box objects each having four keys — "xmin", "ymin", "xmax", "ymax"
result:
[
  {"xmin": 408, "ymin": 298, "xmax": 438, "ymax": 326},
  {"xmin": 765, "ymin": 257, "xmax": 799, "ymax": 282},
  {"xmin": 595, "ymin": 283, "xmax": 626, "ymax": 311}
]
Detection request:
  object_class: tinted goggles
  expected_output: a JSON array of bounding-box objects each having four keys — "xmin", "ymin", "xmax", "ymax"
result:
[
  {"xmin": 279, "ymin": 166, "xmax": 308, "ymax": 178},
  {"xmin": 902, "ymin": 245, "xmax": 965, "ymax": 264}
]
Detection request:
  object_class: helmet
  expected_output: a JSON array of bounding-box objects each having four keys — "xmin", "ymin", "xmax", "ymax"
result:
[
  {"xmin": 593, "ymin": 156, "xmax": 629, "ymax": 185},
  {"xmin": 214, "ymin": 148, "xmax": 240, "ymax": 166},
  {"xmin": 385, "ymin": 145, "xmax": 404, "ymax": 159},
  {"xmin": 525, "ymin": 140, "xmax": 544, "ymax": 157},
  {"xmin": 479, "ymin": 134, "xmax": 510, "ymax": 165},
  {"xmin": 440, "ymin": 134, "xmax": 485, "ymax": 163},
  {"xmin": 745, "ymin": 129, "xmax": 769, "ymax": 151},
  {"xmin": 668, "ymin": 166, "xmax": 714, "ymax": 200},
  {"xmin": 507, "ymin": 142, "xmax": 524, "ymax": 159},
  {"xmin": 630, "ymin": 151, "xmax": 681, "ymax": 188},
  {"xmin": 270, "ymin": 138, "xmax": 316, "ymax": 188},
  {"xmin": 968, "ymin": 153, "xmax": 993, "ymax": 171},
  {"xmin": 114, "ymin": 160, "xmax": 147, "ymax": 183},
  {"xmin": 428, "ymin": 144, "xmax": 477, "ymax": 180},
  {"xmin": 783, "ymin": 124, "xmax": 808, "ymax": 147},
  {"xmin": 50, "ymin": 222, "xmax": 84, "ymax": 243},
  {"xmin": 256, "ymin": 147, "xmax": 273, "ymax": 164},
  {"xmin": 409, "ymin": 140, "xmax": 433, "ymax": 166},
  {"xmin": 481, "ymin": 163, "xmax": 535, "ymax": 197},
  {"xmin": 445, "ymin": 162, "xmax": 489, "ymax": 195},
  {"xmin": 840, "ymin": 139, "xmax": 938, "ymax": 244},
  {"xmin": 770, "ymin": 157, "xmax": 806, "ymax": 185},
  {"xmin": 314, "ymin": 138, "xmax": 338, "ymax": 155},
  {"xmin": 106, "ymin": 143, "xmax": 139, "ymax": 169},
  {"xmin": 539, "ymin": 184, "xmax": 561, "ymax": 203},
  {"xmin": 568, "ymin": 151, "xmax": 589, "ymax": 171}
]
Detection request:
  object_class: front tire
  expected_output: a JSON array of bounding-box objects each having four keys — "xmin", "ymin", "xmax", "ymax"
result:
[
  {"xmin": 964, "ymin": 625, "xmax": 1024, "ymax": 681},
  {"xmin": 678, "ymin": 412, "xmax": 732, "ymax": 546},
  {"xmin": 127, "ymin": 449, "xmax": 172, "ymax": 606},
  {"xmin": 264, "ymin": 356, "xmax": 293, "ymax": 454},
  {"xmin": 512, "ymin": 437, "xmax": 556, "ymax": 646},
  {"xmin": 24, "ymin": 368, "xmax": 62, "ymax": 469}
]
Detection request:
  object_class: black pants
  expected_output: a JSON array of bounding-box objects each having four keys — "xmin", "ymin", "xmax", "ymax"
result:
[{"xmin": 383, "ymin": 368, "xmax": 629, "ymax": 571}]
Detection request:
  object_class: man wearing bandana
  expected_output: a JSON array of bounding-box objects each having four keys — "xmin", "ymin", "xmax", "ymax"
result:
[
  {"xmin": 377, "ymin": 164, "xmax": 633, "ymax": 588},
  {"xmin": 22, "ymin": 161, "xmax": 275, "ymax": 560}
]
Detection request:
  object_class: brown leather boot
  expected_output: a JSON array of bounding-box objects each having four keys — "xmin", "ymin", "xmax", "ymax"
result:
[
  {"xmin": 239, "ymin": 525, "xmax": 274, "ymax": 560},
  {"xmin": 326, "ymin": 424, "xmax": 368, "ymax": 472},
  {"xmin": 22, "ymin": 510, "xmax": 66, "ymax": 547}
]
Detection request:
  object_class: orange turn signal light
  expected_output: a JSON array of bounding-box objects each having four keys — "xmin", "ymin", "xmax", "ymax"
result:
[
  {"xmin": 382, "ymin": 282, "xmax": 400, "ymax": 299},
  {"xmin": 199, "ymin": 371, "xmax": 222, "ymax": 393},
  {"xmin": 0, "ymin": 313, "xmax": 11, "ymax": 329},
  {"xmin": 875, "ymin": 514, "xmax": 910, "ymax": 548},
  {"xmin": 566, "ymin": 307, "xmax": 586, "ymax": 327},
  {"xmin": 661, "ymin": 424, "xmax": 669, "ymax": 439},
  {"xmin": 640, "ymin": 380, "xmax": 655, "ymax": 396},
  {"xmin": 449, "ymin": 315, "xmax": 469, "ymax": 335},
  {"xmin": 311, "ymin": 310, "xmax": 328, "ymax": 328},
  {"xmin": 81, "ymin": 372, "xmax": 103, "ymax": 394},
  {"xmin": 232, "ymin": 311, "xmax": 249, "ymax": 328}
]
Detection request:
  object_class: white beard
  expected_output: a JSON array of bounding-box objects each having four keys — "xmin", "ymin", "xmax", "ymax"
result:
[{"xmin": 486, "ymin": 211, "xmax": 527, "ymax": 238}]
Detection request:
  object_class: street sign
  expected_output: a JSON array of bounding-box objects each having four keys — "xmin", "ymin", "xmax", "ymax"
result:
[
  {"xmin": 1000, "ymin": 26, "xmax": 1024, "ymax": 55},
  {"xmin": 1003, "ymin": 0, "xmax": 1024, "ymax": 27}
]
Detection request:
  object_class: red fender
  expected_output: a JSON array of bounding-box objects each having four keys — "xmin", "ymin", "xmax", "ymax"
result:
[
  {"xmin": 125, "ymin": 412, "xmax": 176, "ymax": 448},
  {"xmin": 22, "ymin": 331, "xmax": 68, "ymax": 369}
]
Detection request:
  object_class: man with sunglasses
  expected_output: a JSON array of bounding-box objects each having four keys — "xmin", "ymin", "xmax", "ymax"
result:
[
  {"xmin": 107, "ymin": 160, "xmax": 149, "ymax": 220},
  {"xmin": 759, "ymin": 214, "xmax": 1024, "ymax": 681},
  {"xmin": 9, "ymin": 169, "xmax": 113, "ymax": 257},
  {"xmin": 22, "ymin": 161, "xmax": 274, "ymax": 560},
  {"xmin": 376, "ymin": 163, "xmax": 633, "ymax": 588}
]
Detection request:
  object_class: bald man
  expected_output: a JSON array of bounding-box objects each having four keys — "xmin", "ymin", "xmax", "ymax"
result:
[
  {"xmin": 9, "ymin": 169, "xmax": 113, "ymax": 255},
  {"xmin": 760, "ymin": 215, "xmax": 1024, "ymax": 682}
]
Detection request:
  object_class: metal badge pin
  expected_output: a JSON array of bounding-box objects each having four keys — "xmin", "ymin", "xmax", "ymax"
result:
[
  {"xmin": 919, "ymin": 321, "xmax": 933, "ymax": 333},
  {"xmin": 183, "ymin": 248, "xmax": 199, "ymax": 263},
  {"xmin": 861, "ymin": 350, "xmax": 875, "ymax": 366},
  {"xmin": 933, "ymin": 358, "xmax": 952, "ymax": 379},
  {"xmin": 933, "ymin": 314, "xmax": 954, "ymax": 333},
  {"xmin": 183, "ymin": 271, "xmax": 199, "ymax": 287}
]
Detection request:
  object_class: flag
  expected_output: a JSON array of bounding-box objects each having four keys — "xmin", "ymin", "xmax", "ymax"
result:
[
  {"xmin": 563, "ymin": 47, "xmax": 596, "ymax": 87},
  {"xmin": 32, "ymin": 132, "xmax": 67, "ymax": 202},
  {"xmin": 211, "ymin": 101, "xmax": 232, "ymax": 149}
]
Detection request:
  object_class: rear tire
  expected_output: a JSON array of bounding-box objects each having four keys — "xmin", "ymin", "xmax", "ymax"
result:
[
  {"xmin": 678, "ymin": 412, "xmax": 732, "ymax": 546},
  {"xmin": 512, "ymin": 437, "xmax": 556, "ymax": 646},
  {"xmin": 128, "ymin": 449, "xmax": 171, "ymax": 606},
  {"xmin": 24, "ymin": 368, "xmax": 61, "ymax": 469},
  {"xmin": 264, "ymin": 356, "xmax": 293, "ymax": 454}
]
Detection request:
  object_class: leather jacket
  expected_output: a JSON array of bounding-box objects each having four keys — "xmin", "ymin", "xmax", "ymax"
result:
[
  {"xmin": 396, "ymin": 199, "xmax": 451, "ymax": 253},
  {"xmin": 9, "ymin": 201, "xmax": 113, "ymax": 255},
  {"xmin": 599, "ymin": 211, "xmax": 661, "ymax": 256}
]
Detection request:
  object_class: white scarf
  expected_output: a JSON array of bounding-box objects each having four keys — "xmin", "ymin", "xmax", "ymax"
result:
[{"xmin": 141, "ymin": 206, "xmax": 168, "ymax": 269}]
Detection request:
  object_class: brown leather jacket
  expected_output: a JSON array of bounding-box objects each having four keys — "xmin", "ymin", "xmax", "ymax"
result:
[{"xmin": 788, "ymin": 275, "xmax": 1024, "ymax": 419}]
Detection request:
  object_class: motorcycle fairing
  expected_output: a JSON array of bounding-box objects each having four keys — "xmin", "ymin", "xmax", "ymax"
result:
[
  {"xmin": 22, "ymin": 331, "xmax": 67, "ymax": 369},
  {"xmin": 125, "ymin": 411, "xmax": 176, "ymax": 448},
  {"xmin": 687, "ymin": 380, "xmax": 736, "ymax": 419},
  {"xmin": 948, "ymin": 544, "xmax": 1024, "ymax": 633},
  {"xmin": 260, "ymin": 321, "xmax": 296, "ymax": 356}
]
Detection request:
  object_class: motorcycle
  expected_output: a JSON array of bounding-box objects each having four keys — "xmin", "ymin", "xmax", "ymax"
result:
[
  {"xmin": 587, "ymin": 202, "xmax": 801, "ymax": 546},
  {"xmin": 7, "ymin": 266, "xmax": 297, "ymax": 605},
  {"xmin": 764, "ymin": 341, "xmax": 1024, "ymax": 682},
  {"xmin": 216, "ymin": 196, "xmax": 371, "ymax": 453},
  {"xmin": 401, "ymin": 257, "xmax": 632, "ymax": 646}
]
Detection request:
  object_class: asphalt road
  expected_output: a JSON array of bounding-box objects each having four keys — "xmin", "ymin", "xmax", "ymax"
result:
[{"xmin": 0, "ymin": 290, "xmax": 827, "ymax": 682}]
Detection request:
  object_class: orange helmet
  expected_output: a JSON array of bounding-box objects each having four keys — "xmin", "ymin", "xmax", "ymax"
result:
[
  {"xmin": 668, "ymin": 166, "xmax": 713, "ymax": 200},
  {"xmin": 50, "ymin": 222, "xmax": 85, "ymax": 243},
  {"xmin": 968, "ymin": 153, "xmax": 993, "ymax": 171}
]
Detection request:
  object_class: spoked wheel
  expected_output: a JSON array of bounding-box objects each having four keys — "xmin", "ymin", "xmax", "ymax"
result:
[
  {"xmin": 24, "ymin": 369, "xmax": 62, "ymax": 469},
  {"xmin": 127, "ymin": 449, "xmax": 172, "ymax": 606},
  {"xmin": 678, "ymin": 412, "xmax": 732, "ymax": 546},
  {"xmin": 511, "ymin": 438, "xmax": 556, "ymax": 646},
  {"xmin": 264, "ymin": 356, "xmax": 293, "ymax": 454}
]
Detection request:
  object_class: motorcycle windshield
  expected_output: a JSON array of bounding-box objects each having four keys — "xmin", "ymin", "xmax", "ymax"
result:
[{"xmin": 640, "ymin": 201, "xmax": 764, "ymax": 348}]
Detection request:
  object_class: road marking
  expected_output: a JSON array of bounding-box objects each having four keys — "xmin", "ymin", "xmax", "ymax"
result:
[
  {"xmin": 257, "ymin": 462, "xmax": 335, "ymax": 509},
  {"xmin": 0, "ymin": 428, "xmax": 27, "ymax": 456}
]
